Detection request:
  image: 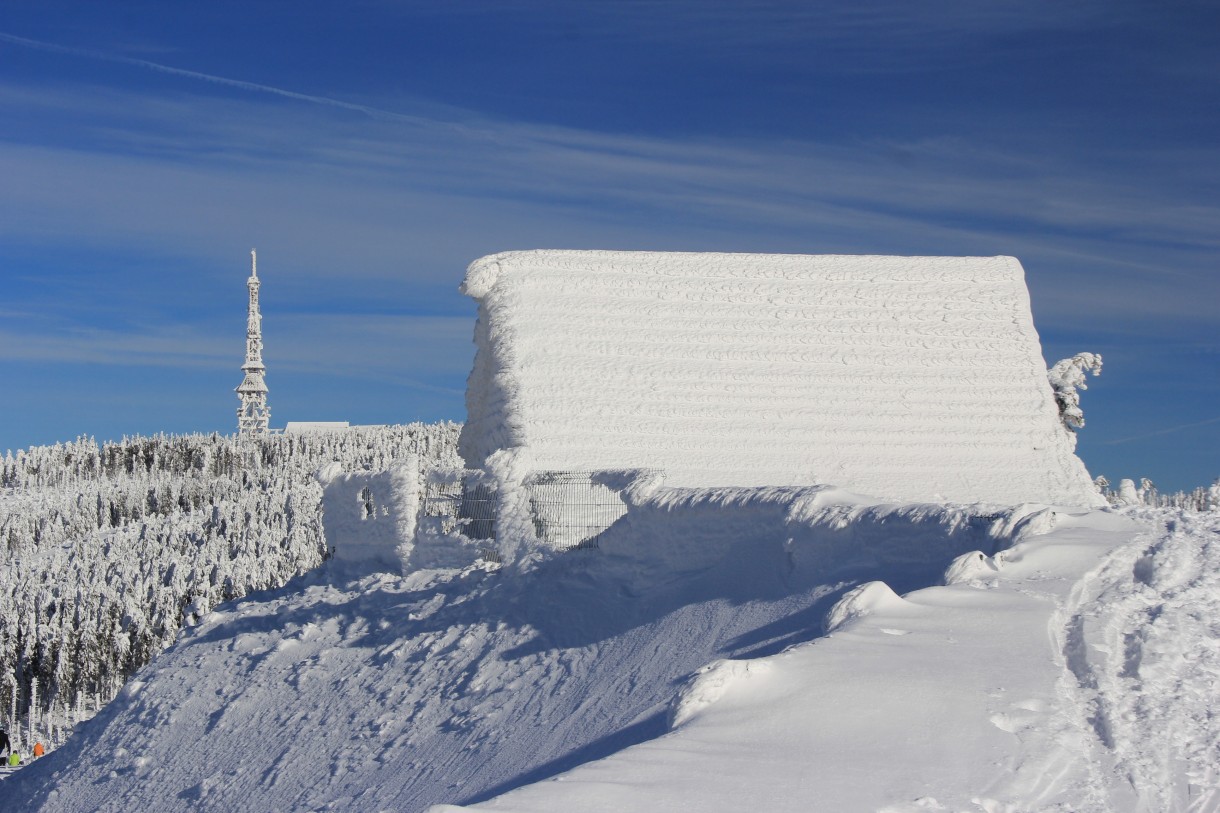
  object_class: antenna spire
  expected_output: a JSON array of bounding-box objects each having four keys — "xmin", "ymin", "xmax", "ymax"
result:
[{"xmin": 236, "ymin": 250, "xmax": 270, "ymax": 435}]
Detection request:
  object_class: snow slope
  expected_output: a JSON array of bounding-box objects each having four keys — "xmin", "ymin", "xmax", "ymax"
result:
[
  {"xmin": 5, "ymin": 498, "xmax": 1214, "ymax": 812},
  {"xmin": 460, "ymin": 251, "xmax": 1101, "ymax": 506},
  {"xmin": 441, "ymin": 509, "xmax": 1220, "ymax": 813}
]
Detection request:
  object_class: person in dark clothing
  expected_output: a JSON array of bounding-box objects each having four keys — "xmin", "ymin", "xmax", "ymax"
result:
[{"xmin": 0, "ymin": 728, "xmax": 9, "ymax": 757}]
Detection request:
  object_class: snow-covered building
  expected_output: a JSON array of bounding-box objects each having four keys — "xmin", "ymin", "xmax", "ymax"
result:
[
  {"xmin": 459, "ymin": 250, "xmax": 1101, "ymax": 507},
  {"xmin": 285, "ymin": 421, "xmax": 351, "ymax": 434}
]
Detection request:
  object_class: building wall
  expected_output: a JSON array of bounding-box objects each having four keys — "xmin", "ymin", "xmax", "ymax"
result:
[{"xmin": 459, "ymin": 250, "xmax": 1102, "ymax": 507}]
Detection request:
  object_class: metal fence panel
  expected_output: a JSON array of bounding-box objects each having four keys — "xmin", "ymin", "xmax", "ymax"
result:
[
  {"xmin": 525, "ymin": 471, "xmax": 634, "ymax": 551},
  {"xmin": 420, "ymin": 469, "xmax": 648, "ymax": 553},
  {"xmin": 419, "ymin": 472, "xmax": 496, "ymax": 538}
]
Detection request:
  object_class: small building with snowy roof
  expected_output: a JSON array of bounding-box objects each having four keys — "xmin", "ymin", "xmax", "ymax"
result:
[{"xmin": 458, "ymin": 250, "xmax": 1101, "ymax": 507}]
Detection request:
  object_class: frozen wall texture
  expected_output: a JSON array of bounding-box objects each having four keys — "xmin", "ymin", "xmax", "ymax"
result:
[
  {"xmin": 317, "ymin": 459, "xmax": 420, "ymax": 575},
  {"xmin": 459, "ymin": 250, "xmax": 1102, "ymax": 507}
]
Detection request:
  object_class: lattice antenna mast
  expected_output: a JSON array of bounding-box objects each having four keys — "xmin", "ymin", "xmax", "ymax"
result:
[{"xmin": 235, "ymin": 249, "xmax": 271, "ymax": 435}]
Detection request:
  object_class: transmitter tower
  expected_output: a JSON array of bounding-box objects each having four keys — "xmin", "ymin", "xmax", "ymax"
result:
[{"xmin": 236, "ymin": 249, "xmax": 270, "ymax": 435}]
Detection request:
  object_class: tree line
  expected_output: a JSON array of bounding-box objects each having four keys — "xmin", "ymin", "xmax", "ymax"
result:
[
  {"xmin": 0, "ymin": 424, "xmax": 460, "ymax": 736},
  {"xmin": 1093, "ymin": 475, "xmax": 1220, "ymax": 511}
]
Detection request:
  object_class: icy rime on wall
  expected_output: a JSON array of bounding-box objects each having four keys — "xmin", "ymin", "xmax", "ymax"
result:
[
  {"xmin": 0, "ymin": 423, "xmax": 460, "ymax": 721},
  {"xmin": 460, "ymin": 251, "xmax": 1102, "ymax": 506}
]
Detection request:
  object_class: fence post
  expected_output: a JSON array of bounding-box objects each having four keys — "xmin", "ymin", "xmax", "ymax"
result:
[{"xmin": 28, "ymin": 677, "xmax": 37, "ymax": 747}]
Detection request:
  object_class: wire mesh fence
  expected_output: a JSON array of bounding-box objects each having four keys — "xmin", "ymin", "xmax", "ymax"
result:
[
  {"xmin": 418, "ymin": 469, "xmax": 647, "ymax": 553},
  {"xmin": 525, "ymin": 470, "xmax": 635, "ymax": 551},
  {"xmin": 419, "ymin": 472, "xmax": 498, "ymax": 561}
]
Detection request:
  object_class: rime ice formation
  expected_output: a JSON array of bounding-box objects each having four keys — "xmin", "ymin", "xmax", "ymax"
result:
[
  {"xmin": 317, "ymin": 462, "xmax": 418, "ymax": 576},
  {"xmin": 1048, "ymin": 352, "xmax": 1103, "ymax": 434},
  {"xmin": 235, "ymin": 249, "xmax": 270, "ymax": 435},
  {"xmin": 460, "ymin": 250, "xmax": 1103, "ymax": 506}
]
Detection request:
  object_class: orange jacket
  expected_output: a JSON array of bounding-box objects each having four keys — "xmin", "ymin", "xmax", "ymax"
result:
[{"xmin": 32, "ymin": 742, "xmax": 44, "ymax": 757}]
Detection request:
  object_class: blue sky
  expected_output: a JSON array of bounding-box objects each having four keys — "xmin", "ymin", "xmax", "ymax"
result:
[{"xmin": 1, "ymin": 1, "xmax": 1217, "ymax": 491}]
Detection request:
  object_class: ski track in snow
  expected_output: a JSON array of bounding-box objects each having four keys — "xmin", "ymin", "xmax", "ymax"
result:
[{"xmin": 1057, "ymin": 509, "xmax": 1220, "ymax": 812}]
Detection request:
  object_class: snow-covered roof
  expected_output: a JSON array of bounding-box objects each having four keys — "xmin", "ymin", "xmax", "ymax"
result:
[
  {"xmin": 459, "ymin": 250, "xmax": 1101, "ymax": 506},
  {"xmin": 284, "ymin": 421, "xmax": 351, "ymax": 433}
]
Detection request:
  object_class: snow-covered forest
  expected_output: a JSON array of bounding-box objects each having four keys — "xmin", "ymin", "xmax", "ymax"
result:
[
  {"xmin": 1094, "ymin": 474, "xmax": 1220, "ymax": 511},
  {"xmin": 0, "ymin": 424, "xmax": 460, "ymax": 736}
]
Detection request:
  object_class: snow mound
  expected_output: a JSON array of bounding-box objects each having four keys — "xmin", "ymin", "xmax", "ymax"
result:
[
  {"xmin": 824, "ymin": 580, "xmax": 911, "ymax": 633},
  {"xmin": 942, "ymin": 550, "xmax": 1001, "ymax": 586},
  {"xmin": 459, "ymin": 250, "xmax": 1102, "ymax": 506},
  {"xmin": 668, "ymin": 658, "xmax": 772, "ymax": 729}
]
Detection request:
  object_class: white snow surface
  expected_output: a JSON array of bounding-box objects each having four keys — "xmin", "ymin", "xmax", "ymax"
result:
[
  {"xmin": 459, "ymin": 250, "xmax": 1102, "ymax": 506},
  {"xmin": 6, "ymin": 497, "xmax": 1217, "ymax": 812}
]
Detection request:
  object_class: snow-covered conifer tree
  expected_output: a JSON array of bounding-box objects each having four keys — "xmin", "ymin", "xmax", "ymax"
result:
[
  {"xmin": 0, "ymin": 422, "xmax": 460, "ymax": 730},
  {"xmin": 1048, "ymin": 353, "xmax": 1102, "ymax": 435}
]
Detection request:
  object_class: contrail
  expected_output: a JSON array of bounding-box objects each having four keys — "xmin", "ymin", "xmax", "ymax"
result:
[
  {"xmin": 1102, "ymin": 415, "xmax": 1220, "ymax": 445},
  {"xmin": 0, "ymin": 30, "xmax": 420, "ymax": 123}
]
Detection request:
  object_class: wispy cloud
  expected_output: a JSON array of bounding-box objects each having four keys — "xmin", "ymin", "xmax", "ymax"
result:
[
  {"xmin": 2, "ymin": 77, "xmax": 1217, "ymax": 336},
  {"xmin": 0, "ymin": 324, "xmax": 234, "ymax": 369},
  {"xmin": 399, "ymin": 0, "xmax": 1133, "ymax": 66},
  {"xmin": 3, "ymin": 30, "xmax": 1216, "ymax": 258},
  {"xmin": 6, "ymin": 79, "xmax": 1218, "ymax": 239},
  {"xmin": 1, "ymin": 23, "xmax": 1218, "ymax": 356},
  {"xmin": 1102, "ymin": 415, "xmax": 1220, "ymax": 446},
  {"xmin": 0, "ymin": 313, "xmax": 471, "ymax": 393},
  {"xmin": 0, "ymin": 311, "xmax": 470, "ymax": 368},
  {"xmin": 0, "ymin": 31, "xmax": 441, "ymax": 126}
]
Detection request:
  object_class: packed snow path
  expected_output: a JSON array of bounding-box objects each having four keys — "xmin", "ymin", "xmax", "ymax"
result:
[
  {"xmin": 5, "ymin": 504, "xmax": 1216, "ymax": 812},
  {"xmin": 1054, "ymin": 509, "xmax": 1220, "ymax": 811}
]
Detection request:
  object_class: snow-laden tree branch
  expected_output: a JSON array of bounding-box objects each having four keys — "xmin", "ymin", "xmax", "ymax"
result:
[{"xmin": 1048, "ymin": 352, "xmax": 1103, "ymax": 431}]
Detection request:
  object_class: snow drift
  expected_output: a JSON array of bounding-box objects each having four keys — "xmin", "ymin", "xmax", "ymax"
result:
[
  {"xmin": 6, "ymin": 484, "xmax": 1214, "ymax": 812},
  {"xmin": 3, "ymin": 486, "xmax": 1058, "ymax": 812}
]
